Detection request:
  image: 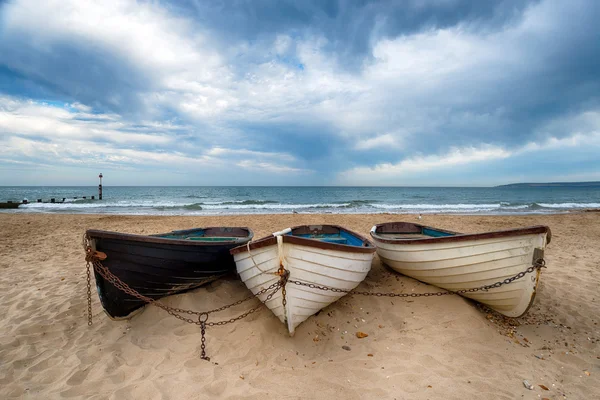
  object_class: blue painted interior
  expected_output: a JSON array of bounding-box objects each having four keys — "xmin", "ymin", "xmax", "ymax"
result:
[
  {"xmin": 156, "ymin": 229, "xmax": 239, "ymax": 241},
  {"xmin": 158, "ymin": 229, "xmax": 205, "ymax": 239},
  {"xmin": 422, "ymin": 228, "xmax": 455, "ymax": 237},
  {"xmin": 168, "ymin": 228, "xmax": 205, "ymax": 236},
  {"xmin": 289, "ymin": 230, "xmax": 365, "ymax": 246}
]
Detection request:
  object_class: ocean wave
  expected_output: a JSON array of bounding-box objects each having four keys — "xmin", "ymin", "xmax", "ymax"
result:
[
  {"xmin": 370, "ymin": 203, "xmax": 501, "ymax": 210},
  {"xmin": 537, "ymin": 202, "xmax": 600, "ymax": 208},
  {"xmin": 199, "ymin": 202, "xmax": 350, "ymax": 210},
  {"xmin": 218, "ymin": 200, "xmax": 279, "ymax": 205},
  {"xmin": 182, "ymin": 203, "xmax": 203, "ymax": 210},
  {"xmin": 14, "ymin": 199, "xmax": 600, "ymax": 215},
  {"xmin": 504, "ymin": 204, "xmax": 531, "ymax": 210},
  {"xmin": 21, "ymin": 201, "xmax": 188, "ymax": 208},
  {"xmin": 333, "ymin": 199, "xmax": 378, "ymax": 206}
]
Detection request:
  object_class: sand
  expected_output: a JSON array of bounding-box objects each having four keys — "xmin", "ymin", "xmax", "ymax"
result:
[{"xmin": 0, "ymin": 212, "xmax": 599, "ymax": 399}]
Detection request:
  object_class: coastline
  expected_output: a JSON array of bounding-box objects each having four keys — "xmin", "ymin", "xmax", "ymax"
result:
[
  {"xmin": 4, "ymin": 184, "xmax": 600, "ymax": 216},
  {"xmin": 1, "ymin": 212, "xmax": 598, "ymax": 399}
]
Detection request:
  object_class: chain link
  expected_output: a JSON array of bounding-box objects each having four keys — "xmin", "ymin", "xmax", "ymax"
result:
[
  {"xmin": 280, "ymin": 267, "xmax": 288, "ymax": 309},
  {"xmin": 86, "ymin": 261, "xmax": 93, "ymax": 326},
  {"xmin": 200, "ymin": 321, "xmax": 207, "ymax": 360},
  {"xmin": 288, "ymin": 260, "xmax": 545, "ymax": 298}
]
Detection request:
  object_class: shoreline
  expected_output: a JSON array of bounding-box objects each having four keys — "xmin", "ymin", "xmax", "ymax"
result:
[
  {"xmin": 1, "ymin": 212, "xmax": 598, "ymax": 398},
  {"xmin": 2, "ymin": 208, "xmax": 599, "ymax": 217}
]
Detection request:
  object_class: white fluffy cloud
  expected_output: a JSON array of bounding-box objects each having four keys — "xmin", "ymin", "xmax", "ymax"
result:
[{"xmin": 0, "ymin": 97, "xmax": 306, "ymax": 181}]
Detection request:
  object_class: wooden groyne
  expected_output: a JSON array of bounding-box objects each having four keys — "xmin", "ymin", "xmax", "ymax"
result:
[
  {"xmin": 0, "ymin": 201, "xmax": 20, "ymax": 209},
  {"xmin": 1, "ymin": 174, "xmax": 104, "ymax": 209},
  {"xmin": 1, "ymin": 195, "xmax": 99, "ymax": 209}
]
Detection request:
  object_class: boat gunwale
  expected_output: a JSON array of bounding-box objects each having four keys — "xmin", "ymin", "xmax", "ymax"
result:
[
  {"xmin": 230, "ymin": 224, "xmax": 376, "ymax": 255},
  {"xmin": 371, "ymin": 222, "xmax": 551, "ymax": 245},
  {"xmin": 86, "ymin": 226, "xmax": 254, "ymax": 246}
]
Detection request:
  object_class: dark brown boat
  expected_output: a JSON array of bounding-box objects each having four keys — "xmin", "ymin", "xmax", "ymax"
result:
[{"xmin": 86, "ymin": 227, "xmax": 253, "ymax": 319}]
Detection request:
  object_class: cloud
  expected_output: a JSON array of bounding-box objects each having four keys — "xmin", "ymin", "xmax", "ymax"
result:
[
  {"xmin": 236, "ymin": 160, "xmax": 313, "ymax": 174},
  {"xmin": 0, "ymin": 0, "xmax": 599, "ymax": 185},
  {"xmin": 354, "ymin": 133, "xmax": 400, "ymax": 150},
  {"xmin": 338, "ymin": 108, "xmax": 600, "ymax": 185},
  {"xmin": 0, "ymin": 98, "xmax": 174, "ymax": 146},
  {"xmin": 0, "ymin": 96, "xmax": 307, "ymax": 183},
  {"xmin": 0, "ymin": 0, "xmax": 228, "ymax": 118},
  {"xmin": 205, "ymin": 147, "xmax": 296, "ymax": 162},
  {"xmin": 340, "ymin": 144, "xmax": 511, "ymax": 184}
]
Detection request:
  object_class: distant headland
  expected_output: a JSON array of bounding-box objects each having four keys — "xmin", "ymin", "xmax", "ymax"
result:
[{"xmin": 496, "ymin": 181, "xmax": 600, "ymax": 188}]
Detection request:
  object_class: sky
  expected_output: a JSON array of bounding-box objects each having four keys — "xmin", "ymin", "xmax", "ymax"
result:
[{"xmin": 0, "ymin": 0, "xmax": 599, "ymax": 186}]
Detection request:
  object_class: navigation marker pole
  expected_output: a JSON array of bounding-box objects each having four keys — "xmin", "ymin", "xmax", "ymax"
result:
[{"xmin": 99, "ymin": 173, "xmax": 103, "ymax": 200}]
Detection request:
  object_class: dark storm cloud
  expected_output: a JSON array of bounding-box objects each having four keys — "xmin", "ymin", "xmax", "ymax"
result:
[
  {"xmin": 0, "ymin": 31, "xmax": 154, "ymax": 115},
  {"xmin": 170, "ymin": 0, "xmax": 537, "ymax": 66}
]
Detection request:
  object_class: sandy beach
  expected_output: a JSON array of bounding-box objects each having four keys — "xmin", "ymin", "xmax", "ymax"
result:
[{"xmin": 0, "ymin": 212, "xmax": 599, "ymax": 399}]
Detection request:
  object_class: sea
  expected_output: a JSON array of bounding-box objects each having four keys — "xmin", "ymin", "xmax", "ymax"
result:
[{"xmin": 1, "ymin": 186, "xmax": 599, "ymax": 216}]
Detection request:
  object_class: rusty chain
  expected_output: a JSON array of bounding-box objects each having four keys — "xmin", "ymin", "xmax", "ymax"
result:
[
  {"xmin": 83, "ymin": 234, "xmax": 286, "ymax": 360},
  {"xmin": 200, "ymin": 321, "xmax": 207, "ymax": 359},
  {"xmin": 288, "ymin": 258, "xmax": 546, "ymax": 298},
  {"xmin": 86, "ymin": 262, "xmax": 93, "ymax": 326}
]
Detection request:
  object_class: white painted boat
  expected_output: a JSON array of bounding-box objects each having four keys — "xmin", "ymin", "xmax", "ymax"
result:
[
  {"xmin": 230, "ymin": 225, "xmax": 376, "ymax": 335},
  {"xmin": 370, "ymin": 222, "xmax": 551, "ymax": 317}
]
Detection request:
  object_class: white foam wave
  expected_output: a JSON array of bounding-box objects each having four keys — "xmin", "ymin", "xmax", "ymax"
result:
[
  {"xmin": 537, "ymin": 202, "xmax": 600, "ymax": 208},
  {"xmin": 21, "ymin": 201, "xmax": 187, "ymax": 208},
  {"xmin": 200, "ymin": 203, "xmax": 349, "ymax": 210},
  {"xmin": 502, "ymin": 204, "xmax": 531, "ymax": 210},
  {"xmin": 370, "ymin": 203, "xmax": 501, "ymax": 210},
  {"xmin": 14, "ymin": 200, "xmax": 600, "ymax": 214}
]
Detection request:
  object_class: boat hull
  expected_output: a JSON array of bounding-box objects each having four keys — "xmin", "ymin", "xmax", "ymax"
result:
[
  {"xmin": 231, "ymin": 225, "xmax": 375, "ymax": 335},
  {"xmin": 87, "ymin": 227, "xmax": 253, "ymax": 319},
  {"xmin": 371, "ymin": 223, "xmax": 550, "ymax": 317}
]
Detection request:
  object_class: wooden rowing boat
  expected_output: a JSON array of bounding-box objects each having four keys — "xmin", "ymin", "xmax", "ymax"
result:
[
  {"xmin": 86, "ymin": 227, "xmax": 253, "ymax": 319},
  {"xmin": 370, "ymin": 222, "xmax": 551, "ymax": 317},
  {"xmin": 231, "ymin": 225, "xmax": 376, "ymax": 335}
]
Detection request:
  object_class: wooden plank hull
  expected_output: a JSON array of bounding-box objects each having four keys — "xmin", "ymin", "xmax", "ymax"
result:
[
  {"xmin": 231, "ymin": 225, "xmax": 375, "ymax": 335},
  {"xmin": 87, "ymin": 227, "xmax": 253, "ymax": 319},
  {"xmin": 370, "ymin": 223, "xmax": 551, "ymax": 317}
]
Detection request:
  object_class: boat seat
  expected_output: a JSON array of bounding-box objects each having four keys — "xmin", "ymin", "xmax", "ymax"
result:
[
  {"xmin": 314, "ymin": 237, "xmax": 349, "ymax": 244},
  {"xmin": 184, "ymin": 237, "xmax": 239, "ymax": 241},
  {"xmin": 379, "ymin": 233, "xmax": 432, "ymax": 239}
]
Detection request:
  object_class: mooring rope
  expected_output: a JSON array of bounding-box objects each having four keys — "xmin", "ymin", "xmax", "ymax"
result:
[{"xmin": 245, "ymin": 228, "xmax": 292, "ymax": 277}]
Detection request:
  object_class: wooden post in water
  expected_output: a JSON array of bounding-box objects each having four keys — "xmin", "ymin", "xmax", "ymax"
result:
[{"xmin": 99, "ymin": 173, "xmax": 103, "ymax": 200}]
